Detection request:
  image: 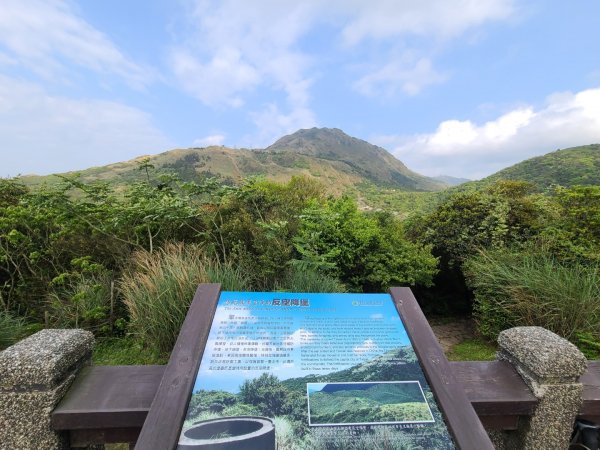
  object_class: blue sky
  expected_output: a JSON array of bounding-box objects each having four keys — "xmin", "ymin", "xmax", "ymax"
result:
[
  {"xmin": 1, "ymin": 0, "xmax": 599, "ymax": 179},
  {"xmin": 193, "ymin": 292, "xmax": 410, "ymax": 393}
]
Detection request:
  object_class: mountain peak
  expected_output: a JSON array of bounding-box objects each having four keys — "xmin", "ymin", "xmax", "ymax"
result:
[
  {"xmin": 265, "ymin": 127, "xmax": 446, "ymax": 191},
  {"xmin": 267, "ymin": 127, "xmax": 380, "ymax": 157}
]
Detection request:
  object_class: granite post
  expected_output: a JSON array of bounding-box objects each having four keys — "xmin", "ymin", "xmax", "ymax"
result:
[
  {"xmin": 0, "ymin": 329, "xmax": 94, "ymax": 450},
  {"xmin": 493, "ymin": 326, "xmax": 587, "ymax": 450}
]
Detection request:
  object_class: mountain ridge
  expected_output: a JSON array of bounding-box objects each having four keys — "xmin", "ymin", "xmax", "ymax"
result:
[{"xmin": 18, "ymin": 128, "xmax": 448, "ymax": 192}]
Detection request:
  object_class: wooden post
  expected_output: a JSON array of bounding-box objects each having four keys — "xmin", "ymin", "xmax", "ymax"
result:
[
  {"xmin": 389, "ymin": 287, "xmax": 495, "ymax": 450},
  {"xmin": 135, "ymin": 283, "xmax": 221, "ymax": 450}
]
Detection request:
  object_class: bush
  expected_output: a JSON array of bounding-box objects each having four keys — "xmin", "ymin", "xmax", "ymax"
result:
[
  {"xmin": 294, "ymin": 197, "xmax": 438, "ymax": 292},
  {"xmin": 47, "ymin": 257, "xmax": 115, "ymax": 334},
  {"xmin": 275, "ymin": 266, "xmax": 346, "ymax": 293},
  {"xmin": 121, "ymin": 243, "xmax": 250, "ymax": 353},
  {"xmin": 466, "ymin": 250, "xmax": 600, "ymax": 350}
]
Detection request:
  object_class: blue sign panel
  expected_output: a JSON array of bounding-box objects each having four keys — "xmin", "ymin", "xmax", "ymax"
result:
[{"xmin": 178, "ymin": 292, "xmax": 455, "ymax": 449}]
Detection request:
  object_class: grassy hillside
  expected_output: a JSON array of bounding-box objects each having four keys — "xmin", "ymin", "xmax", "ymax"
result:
[
  {"xmin": 308, "ymin": 383, "xmax": 431, "ymax": 424},
  {"xmin": 282, "ymin": 346, "xmax": 424, "ymax": 392},
  {"xmin": 484, "ymin": 144, "xmax": 600, "ymax": 188}
]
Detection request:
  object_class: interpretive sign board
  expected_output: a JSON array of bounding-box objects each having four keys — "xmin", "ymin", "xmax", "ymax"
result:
[{"xmin": 176, "ymin": 292, "xmax": 455, "ymax": 449}]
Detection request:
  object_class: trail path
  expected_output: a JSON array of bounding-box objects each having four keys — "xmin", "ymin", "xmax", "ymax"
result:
[{"xmin": 430, "ymin": 318, "xmax": 476, "ymax": 354}]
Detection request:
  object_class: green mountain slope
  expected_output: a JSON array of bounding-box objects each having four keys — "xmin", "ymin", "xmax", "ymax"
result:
[
  {"xmin": 18, "ymin": 128, "xmax": 448, "ymax": 193},
  {"xmin": 282, "ymin": 346, "xmax": 424, "ymax": 392},
  {"xmin": 484, "ymin": 144, "xmax": 600, "ymax": 188}
]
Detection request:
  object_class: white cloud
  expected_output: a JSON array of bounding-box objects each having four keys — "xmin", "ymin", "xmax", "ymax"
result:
[
  {"xmin": 354, "ymin": 57, "xmax": 447, "ymax": 97},
  {"xmin": 353, "ymin": 338, "xmax": 379, "ymax": 354},
  {"xmin": 0, "ymin": 76, "xmax": 171, "ymax": 176},
  {"xmin": 0, "ymin": 0, "xmax": 153, "ymax": 87},
  {"xmin": 171, "ymin": 0, "xmax": 314, "ymax": 107},
  {"xmin": 172, "ymin": 0, "xmax": 320, "ymax": 143},
  {"xmin": 171, "ymin": 47, "xmax": 260, "ymax": 108},
  {"xmin": 375, "ymin": 88, "xmax": 600, "ymax": 179},
  {"xmin": 341, "ymin": 0, "xmax": 513, "ymax": 99},
  {"xmin": 336, "ymin": 0, "xmax": 515, "ymax": 45},
  {"xmin": 193, "ymin": 134, "xmax": 226, "ymax": 147},
  {"xmin": 284, "ymin": 328, "xmax": 315, "ymax": 348},
  {"xmin": 172, "ymin": 0, "xmax": 515, "ymax": 142}
]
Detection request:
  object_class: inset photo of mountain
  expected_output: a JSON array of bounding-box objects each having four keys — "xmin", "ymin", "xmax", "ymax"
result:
[{"xmin": 307, "ymin": 381, "xmax": 434, "ymax": 426}]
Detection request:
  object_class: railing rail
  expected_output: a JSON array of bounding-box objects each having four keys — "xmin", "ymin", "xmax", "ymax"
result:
[{"xmin": 51, "ymin": 360, "xmax": 600, "ymax": 447}]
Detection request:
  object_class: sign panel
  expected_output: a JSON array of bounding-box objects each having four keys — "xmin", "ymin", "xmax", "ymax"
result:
[{"xmin": 178, "ymin": 292, "xmax": 455, "ymax": 449}]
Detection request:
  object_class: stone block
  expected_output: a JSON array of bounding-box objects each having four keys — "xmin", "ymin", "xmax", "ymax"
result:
[
  {"xmin": 0, "ymin": 329, "xmax": 94, "ymax": 390},
  {"xmin": 0, "ymin": 329, "xmax": 94, "ymax": 449},
  {"xmin": 495, "ymin": 326, "xmax": 587, "ymax": 450},
  {"xmin": 498, "ymin": 326, "xmax": 587, "ymax": 384}
]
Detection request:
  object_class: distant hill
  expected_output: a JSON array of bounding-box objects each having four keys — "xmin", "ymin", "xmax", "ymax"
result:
[
  {"xmin": 432, "ymin": 175, "xmax": 470, "ymax": 186},
  {"xmin": 484, "ymin": 144, "xmax": 600, "ymax": 188},
  {"xmin": 282, "ymin": 346, "xmax": 424, "ymax": 392},
  {"xmin": 18, "ymin": 128, "xmax": 448, "ymax": 193}
]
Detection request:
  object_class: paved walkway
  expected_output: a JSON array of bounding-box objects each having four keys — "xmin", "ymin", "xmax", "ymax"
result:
[{"xmin": 430, "ymin": 318, "xmax": 476, "ymax": 354}]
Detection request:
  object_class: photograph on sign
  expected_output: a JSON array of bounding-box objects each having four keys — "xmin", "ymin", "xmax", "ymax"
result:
[
  {"xmin": 178, "ymin": 292, "xmax": 455, "ymax": 449},
  {"xmin": 307, "ymin": 381, "xmax": 434, "ymax": 426}
]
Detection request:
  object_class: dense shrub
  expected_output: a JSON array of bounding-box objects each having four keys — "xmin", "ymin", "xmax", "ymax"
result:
[
  {"xmin": 204, "ymin": 176, "xmax": 324, "ymax": 289},
  {"xmin": 465, "ymin": 249, "xmax": 600, "ymax": 353},
  {"xmin": 409, "ymin": 181, "xmax": 552, "ymax": 268},
  {"xmin": 294, "ymin": 197, "xmax": 438, "ymax": 292},
  {"xmin": 406, "ymin": 181, "xmax": 563, "ymax": 312}
]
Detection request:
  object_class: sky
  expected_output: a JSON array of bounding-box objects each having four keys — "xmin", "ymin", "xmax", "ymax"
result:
[{"xmin": 1, "ymin": 0, "xmax": 599, "ymax": 179}]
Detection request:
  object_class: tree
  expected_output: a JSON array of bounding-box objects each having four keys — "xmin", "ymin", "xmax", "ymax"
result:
[{"xmin": 239, "ymin": 373, "xmax": 290, "ymax": 416}]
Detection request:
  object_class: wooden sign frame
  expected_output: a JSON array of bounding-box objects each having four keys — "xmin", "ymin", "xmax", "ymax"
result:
[
  {"xmin": 136, "ymin": 285, "xmax": 494, "ymax": 449},
  {"xmin": 135, "ymin": 283, "xmax": 221, "ymax": 450},
  {"xmin": 389, "ymin": 287, "xmax": 494, "ymax": 449}
]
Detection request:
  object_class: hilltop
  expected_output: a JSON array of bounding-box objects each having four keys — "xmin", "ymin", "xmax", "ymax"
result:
[
  {"xmin": 18, "ymin": 128, "xmax": 447, "ymax": 193},
  {"xmin": 483, "ymin": 144, "xmax": 600, "ymax": 188}
]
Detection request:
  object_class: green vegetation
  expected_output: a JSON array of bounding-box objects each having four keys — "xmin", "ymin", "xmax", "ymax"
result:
[
  {"xmin": 121, "ymin": 243, "xmax": 250, "ymax": 353},
  {"xmin": 485, "ymin": 144, "xmax": 600, "ymax": 188},
  {"xmin": 293, "ymin": 197, "xmax": 438, "ymax": 291},
  {"xmin": 0, "ymin": 309, "xmax": 29, "ymax": 350},
  {"xmin": 308, "ymin": 383, "xmax": 431, "ymax": 424},
  {"xmin": 447, "ymin": 339, "xmax": 497, "ymax": 362},
  {"xmin": 2, "ymin": 134, "xmax": 599, "ymax": 361},
  {"xmin": 93, "ymin": 336, "xmax": 168, "ymax": 365},
  {"xmin": 356, "ymin": 183, "xmax": 443, "ymax": 217},
  {"xmin": 407, "ymin": 179, "xmax": 599, "ymax": 353},
  {"xmin": 466, "ymin": 250, "xmax": 600, "ymax": 346},
  {"xmin": 1, "ymin": 169, "xmax": 438, "ymax": 359}
]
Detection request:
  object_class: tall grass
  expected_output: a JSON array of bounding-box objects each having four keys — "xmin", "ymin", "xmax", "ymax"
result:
[
  {"xmin": 0, "ymin": 310, "xmax": 28, "ymax": 350},
  {"xmin": 466, "ymin": 250, "xmax": 600, "ymax": 348},
  {"xmin": 121, "ymin": 243, "xmax": 250, "ymax": 353}
]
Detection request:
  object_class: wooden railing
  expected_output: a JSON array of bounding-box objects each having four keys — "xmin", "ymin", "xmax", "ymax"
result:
[{"xmin": 51, "ymin": 360, "xmax": 600, "ymax": 448}]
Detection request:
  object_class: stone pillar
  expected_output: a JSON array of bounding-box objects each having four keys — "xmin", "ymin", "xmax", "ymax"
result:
[
  {"xmin": 496, "ymin": 326, "xmax": 587, "ymax": 450},
  {"xmin": 0, "ymin": 329, "xmax": 94, "ymax": 450}
]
